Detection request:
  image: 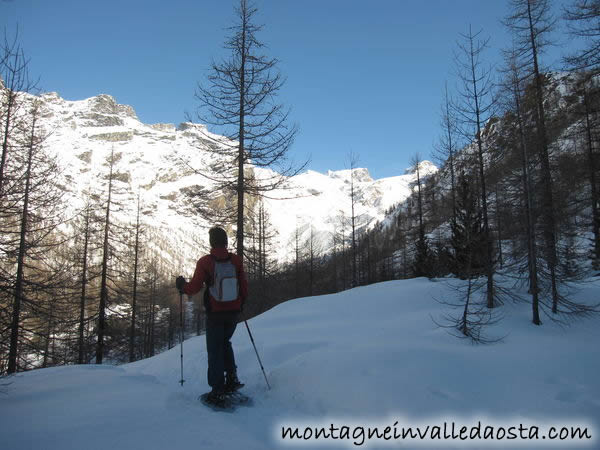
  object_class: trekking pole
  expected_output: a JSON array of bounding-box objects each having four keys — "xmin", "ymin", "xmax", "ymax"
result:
[
  {"xmin": 178, "ymin": 291, "xmax": 185, "ymax": 386},
  {"xmin": 244, "ymin": 320, "xmax": 271, "ymax": 390}
]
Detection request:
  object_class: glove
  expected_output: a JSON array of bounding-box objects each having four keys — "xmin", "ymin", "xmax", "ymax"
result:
[{"xmin": 175, "ymin": 276, "xmax": 186, "ymax": 293}]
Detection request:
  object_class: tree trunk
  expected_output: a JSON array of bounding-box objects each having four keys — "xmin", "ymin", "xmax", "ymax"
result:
[
  {"xmin": 527, "ymin": 0, "xmax": 559, "ymax": 312},
  {"xmin": 7, "ymin": 109, "xmax": 37, "ymax": 374},
  {"xmin": 129, "ymin": 193, "xmax": 141, "ymax": 363},
  {"xmin": 149, "ymin": 277, "xmax": 156, "ymax": 357},
  {"xmin": 495, "ymin": 187, "xmax": 503, "ymax": 269},
  {"xmin": 96, "ymin": 148, "xmax": 114, "ymax": 364},
  {"xmin": 78, "ymin": 205, "xmax": 90, "ymax": 364},
  {"xmin": 0, "ymin": 91, "xmax": 16, "ymax": 196},
  {"xmin": 444, "ymin": 84, "xmax": 457, "ymax": 223},
  {"xmin": 42, "ymin": 317, "xmax": 53, "ymax": 368},
  {"xmin": 236, "ymin": 3, "xmax": 247, "ymax": 259},
  {"xmin": 583, "ymin": 83, "xmax": 600, "ymax": 269},
  {"xmin": 351, "ymin": 169, "xmax": 357, "ymax": 287},
  {"xmin": 469, "ymin": 33, "xmax": 495, "ymax": 308},
  {"xmin": 516, "ymin": 87, "xmax": 541, "ymax": 325}
]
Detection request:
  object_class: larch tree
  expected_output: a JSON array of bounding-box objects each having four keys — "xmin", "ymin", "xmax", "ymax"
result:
[
  {"xmin": 434, "ymin": 83, "xmax": 459, "ymax": 224},
  {"xmin": 95, "ymin": 147, "xmax": 125, "ymax": 364},
  {"xmin": 1, "ymin": 34, "xmax": 37, "ymax": 364},
  {"xmin": 129, "ymin": 191, "xmax": 142, "ymax": 363},
  {"xmin": 564, "ymin": 0, "xmax": 600, "ymax": 74},
  {"xmin": 449, "ymin": 172, "xmax": 496, "ymax": 342},
  {"xmin": 0, "ymin": 30, "xmax": 37, "ymax": 197},
  {"xmin": 347, "ymin": 152, "xmax": 363, "ymax": 287},
  {"xmin": 7, "ymin": 99, "xmax": 64, "ymax": 373},
  {"xmin": 575, "ymin": 77, "xmax": 600, "ymax": 270},
  {"xmin": 411, "ymin": 152, "xmax": 433, "ymax": 278},
  {"xmin": 504, "ymin": 0, "xmax": 561, "ymax": 312},
  {"xmin": 453, "ymin": 25, "xmax": 497, "ymax": 308},
  {"xmin": 499, "ymin": 48, "xmax": 542, "ymax": 324},
  {"xmin": 76, "ymin": 198, "xmax": 95, "ymax": 364},
  {"xmin": 191, "ymin": 0, "xmax": 299, "ymax": 260},
  {"xmin": 564, "ymin": 1, "xmax": 600, "ymax": 270}
]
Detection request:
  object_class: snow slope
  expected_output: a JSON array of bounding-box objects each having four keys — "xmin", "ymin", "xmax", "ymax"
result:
[{"xmin": 2, "ymin": 277, "xmax": 599, "ymax": 449}]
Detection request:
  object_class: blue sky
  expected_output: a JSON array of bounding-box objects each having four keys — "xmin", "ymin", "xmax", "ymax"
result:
[{"xmin": 2, "ymin": 0, "xmax": 573, "ymax": 179}]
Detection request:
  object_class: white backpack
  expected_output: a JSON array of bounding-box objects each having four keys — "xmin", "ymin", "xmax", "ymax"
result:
[{"xmin": 209, "ymin": 257, "xmax": 239, "ymax": 303}]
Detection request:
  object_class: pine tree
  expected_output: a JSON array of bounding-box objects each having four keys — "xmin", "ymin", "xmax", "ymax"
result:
[{"xmin": 451, "ymin": 173, "xmax": 487, "ymax": 280}]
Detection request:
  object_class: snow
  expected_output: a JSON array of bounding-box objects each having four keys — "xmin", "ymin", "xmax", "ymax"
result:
[
  {"xmin": 2, "ymin": 277, "xmax": 599, "ymax": 449},
  {"xmin": 255, "ymin": 163, "xmax": 437, "ymax": 262},
  {"xmin": 3, "ymin": 87, "xmax": 439, "ymax": 269}
]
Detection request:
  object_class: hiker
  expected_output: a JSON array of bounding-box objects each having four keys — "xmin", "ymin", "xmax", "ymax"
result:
[{"xmin": 176, "ymin": 226, "xmax": 247, "ymax": 397}]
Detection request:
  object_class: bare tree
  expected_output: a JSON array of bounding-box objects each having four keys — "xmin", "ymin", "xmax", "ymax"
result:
[
  {"xmin": 411, "ymin": 153, "xmax": 434, "ymax": 278},
  {"xmin": 129, "ymin": 191, "xmax": 142, "ymax": 362},
  {"xmin": 347, "ymin": 152, "xmax": 363, "ymax": 287},
  {"xmin": 7, "ymin": 101, "xmax": 40, "ymax": 373},
  {"xmin": 453, "ymin": 25, "xmax": 497, "ymax": 308},
  {"xmin": 434, "ymin": 83, "xmax": 459, "ymax": 223},
  {"xmin": 577, "ymin": 78, "xmax": 600, "ymax": 270},
  {"xmin": 503, "ymin": 49, "xmax": 542, "ymax": 324},
  {"xmin": 77, "ymin": 199, "xmax": 94, "ymax": 363},
  {"xmin": 562, "ymin": 3, "xmax": 600, "ymax": 269},
  {"xmin": 7, "ymin": 100, "xmax": 64, "ymax": 373},
  {"xmin": 294, "ymin": 220, "xmax": 302, "ymax": 297},
  {"xmin": 504, "ymin": 0, "xmax": 561, "ymax": 312},
  {"xmin": 0, "ymin": 29, "xmax": 37, "ymax": 197},
  {"xmin": 395, "ymin": 209, "xmax": 410, "ymax": 279},
  {"xmin": 95, "ymin": 147, "xmax": 123, "ymax": 364},
  {"xmin": 564, "ymin": 0, "xmax": 600, "ymax": 74},
  {"xmin": 305, "ymin": 225, "xmax": 322, "ymax": 296},
  {"xmin": 247, "ymin": 198, "xmax": 277, "ymax": 294},
  {"xmin": 191, "ymin": 0, "xmax": 300, "ymax": 259}
]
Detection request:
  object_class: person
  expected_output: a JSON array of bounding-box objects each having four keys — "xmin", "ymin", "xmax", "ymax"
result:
[{"xmin": 176, "ymin": 226, "xmax": 248, "ymax": 398}]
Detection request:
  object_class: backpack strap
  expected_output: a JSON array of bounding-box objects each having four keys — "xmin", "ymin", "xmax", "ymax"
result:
[{"xmin": 210, "ymin": 253, "xmax": 232, "ymax": 263}]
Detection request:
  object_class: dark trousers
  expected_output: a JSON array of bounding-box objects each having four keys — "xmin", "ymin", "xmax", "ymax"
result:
[{"xmin": 205, "ymin": 313, "xmax": 238, "ymax": 389}]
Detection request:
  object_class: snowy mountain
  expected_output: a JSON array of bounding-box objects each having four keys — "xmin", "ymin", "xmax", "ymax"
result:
[
  {"xmin": 19, "ymin": 89, "xmax": 437, "ymax": 265},
  {"xmin": 2, "ymin": 276, "xmax": 599, "ymax": 449},
  {"xmin": 256, "ymin": 161, "xmax": 437, "ymax": 261}
]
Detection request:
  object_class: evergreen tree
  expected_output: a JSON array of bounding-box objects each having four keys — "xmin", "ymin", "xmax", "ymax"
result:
[
  {"xmin": 451, "ymin": 173, "xmax": 487, "ymax": 280},
  {"xmin": 413, "ymin": 233, "xmax": 434, "ymax": 278}
]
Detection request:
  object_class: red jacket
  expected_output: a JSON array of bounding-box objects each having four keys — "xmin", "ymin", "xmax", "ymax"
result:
[{"xmin": 183, "ymin": 247, "xmax": 248, "ymax": 312}]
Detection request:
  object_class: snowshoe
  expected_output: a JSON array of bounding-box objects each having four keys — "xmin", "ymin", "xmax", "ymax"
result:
[{"xmin": 199, "ymin": 390, "xmax": 252, "ymax": 412}]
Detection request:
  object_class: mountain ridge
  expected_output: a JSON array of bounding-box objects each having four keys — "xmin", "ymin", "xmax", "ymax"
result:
[{"xmin": 10, "ymin": 87, "xmax": 437, "ymax": 266}]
